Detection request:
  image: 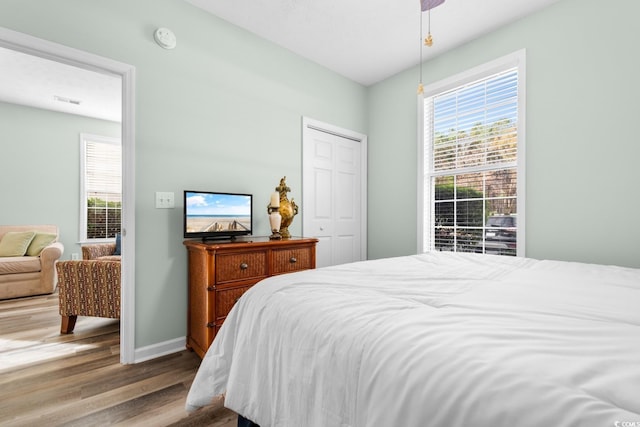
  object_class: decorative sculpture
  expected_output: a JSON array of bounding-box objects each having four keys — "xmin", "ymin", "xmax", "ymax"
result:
[{"xmin": 274, "ymin": 176, "xmax": 298, "ymax": 239}]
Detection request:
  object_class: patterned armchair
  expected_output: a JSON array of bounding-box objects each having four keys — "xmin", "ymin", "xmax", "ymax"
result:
[
  {"xmin": 56, "ymin": 259, "xmax": 121, "ymax": 333},
  {"xmin": 82, "ymin": 242, "xmax": 120, "ymax": 261}
]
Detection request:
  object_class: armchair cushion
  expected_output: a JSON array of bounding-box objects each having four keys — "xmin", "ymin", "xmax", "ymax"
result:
[
  {"xmin": 113, "ymin": 233, "xmax": 122, "ymax": 255},
  {"xmin": 93, "ymin": 255, "xmax": 121, "ymax": 261},
  {"xmin": 0, "ymin": 257, "xmax": 41, "ymax": 274},
  {"xmin": 0, "ymin": 231, "xmax": 36, "ymax": 257}
]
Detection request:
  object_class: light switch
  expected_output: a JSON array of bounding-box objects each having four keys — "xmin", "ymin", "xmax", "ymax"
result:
[{"xmin": 155, "ymin": 191, "xmax": 175, "ymax": 209}]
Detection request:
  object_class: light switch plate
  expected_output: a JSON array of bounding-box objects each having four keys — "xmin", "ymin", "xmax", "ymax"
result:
[{"xmin": 155, "ymin": 191, "xmax": 175, "ymax": 209}]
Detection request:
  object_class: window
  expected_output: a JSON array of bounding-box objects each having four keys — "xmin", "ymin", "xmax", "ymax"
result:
[
  {"xmin": 419, "ymin": 51, "xmax": 525, "ymax": 256},
  {"xmin": 80, "ymin": 133, "xmax": 122, "ymax": 242}
]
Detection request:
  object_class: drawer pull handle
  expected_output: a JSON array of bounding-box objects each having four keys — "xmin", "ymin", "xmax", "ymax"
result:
[
  {"xmin": 206, "ymin": 322, "xmax": 215, "ymax": 328},
  {"xmin": 289, "ymin": 257, "xmax": 297, "ymax": 263},
  {"xmin": 240, "ymin": 262, "xmax": 248, "ymax": 270}
]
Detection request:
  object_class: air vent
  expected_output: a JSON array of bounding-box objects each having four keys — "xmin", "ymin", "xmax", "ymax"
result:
[{"xmin": 54, "ymin": 95, "xmax": 82, "ymax": 105}]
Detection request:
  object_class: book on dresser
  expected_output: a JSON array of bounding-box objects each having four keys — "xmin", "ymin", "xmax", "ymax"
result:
[{"xmin": 183, "ymin": 236, "xmax": 318, "ymax": 358}]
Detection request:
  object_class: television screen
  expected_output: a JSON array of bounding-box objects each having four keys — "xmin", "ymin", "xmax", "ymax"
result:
[{"xmin": 184, "ymin": 190, "xmax": 253, "ymax": 240}]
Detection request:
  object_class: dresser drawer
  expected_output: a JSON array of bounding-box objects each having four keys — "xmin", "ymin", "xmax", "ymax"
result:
[
  {"xmin": 271, "ymin": 246, "xmax": 314, "ymax": 274},
  {"xmin": 185, "ymin": 237, "xmax": 317, "ymax": 359},
  {"xmin": 216, "ymin": 251, "xmax": 267, "ymax": 283},
  {"xmin": 215, "ymin": 284, "xmax": 253, "ymax": 322}
]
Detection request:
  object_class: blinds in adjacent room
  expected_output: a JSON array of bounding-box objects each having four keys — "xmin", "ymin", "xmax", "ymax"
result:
[{"xmin": 81, "ymin": 134, "xmax": 122, "ymax": 241}]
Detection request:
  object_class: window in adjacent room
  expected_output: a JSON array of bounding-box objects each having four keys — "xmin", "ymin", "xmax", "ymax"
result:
[
  {"xmin": 80, "ymin": 133, "xmax": 122, "ymax": 242},
  {"xmin": 419, "ymin": 50, "xmax": 525, "ymax": 256}
]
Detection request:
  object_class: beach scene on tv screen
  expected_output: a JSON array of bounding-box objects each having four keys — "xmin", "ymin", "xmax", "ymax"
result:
[{"xmin": 186, "ymin": 192, "xmax": 251, "ymax": 233}]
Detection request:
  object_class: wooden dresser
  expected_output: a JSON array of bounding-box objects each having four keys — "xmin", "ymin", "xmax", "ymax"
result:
[{"xmin": 183, "ymin": 236, "xmax": 318, "ymax": 358}]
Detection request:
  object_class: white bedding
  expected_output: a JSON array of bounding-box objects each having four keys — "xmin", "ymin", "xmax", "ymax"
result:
[{"xmin": 186, "ymin": 252, "xmax": 640, "ymax": 427}]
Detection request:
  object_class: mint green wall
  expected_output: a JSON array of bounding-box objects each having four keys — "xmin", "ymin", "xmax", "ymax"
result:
[
  {"xmin": 3, "ymin": 0, "xmax": 638, "ymax": 355},
  {"xmin": 368, "ymin": 0, "xmax": 640, "ymax": 268},
  {"xmin": 0, "ymin": 101, "xmax": 121, "ymax": 259},
  {"xmin": 0, "ymin": 0, "xmax": 367, "ymax": 349}
]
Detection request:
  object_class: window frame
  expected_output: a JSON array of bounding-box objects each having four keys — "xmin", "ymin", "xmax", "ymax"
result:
[
  {"xmin": 79, "ymin": 133, "xmax": 122, "ymax": 243},
  {"xmin": 417, "ymin": 49, "xmax": 526, "ymax": 256}
]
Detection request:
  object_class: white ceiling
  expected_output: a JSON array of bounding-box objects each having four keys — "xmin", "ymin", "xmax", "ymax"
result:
[
  {"xmin": 0, "ymin": 0, "xmax": 561, "ymax": 121},
  {"xmin": 186, "ymin": 0, "xmax": 562, "ymax": 86},
  {"xmin": 0, "ymin": 46, "xmax": 121, "ymax": 122}
]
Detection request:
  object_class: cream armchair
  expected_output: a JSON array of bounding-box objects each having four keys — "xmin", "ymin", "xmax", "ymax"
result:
[{"xmin": 0, "ymin": 225, "xmax": 64, "ymax": 300}]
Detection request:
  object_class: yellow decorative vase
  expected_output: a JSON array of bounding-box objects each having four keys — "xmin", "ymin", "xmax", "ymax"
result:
[{"xmin": 275, "ymin": 177, "xmax": 298, "ymax": 239}]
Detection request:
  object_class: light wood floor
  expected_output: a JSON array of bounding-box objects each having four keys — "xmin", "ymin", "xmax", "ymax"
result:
[{"xmin": 0, "ymin": 293, "xmax": 237, "ymax": 427}]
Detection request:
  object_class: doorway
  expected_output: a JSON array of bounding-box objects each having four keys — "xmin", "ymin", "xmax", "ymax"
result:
[
  {"xmin": 0, "ymin": 26, "xmax": 136, "ymax": 363},
  {"xmin": 302, "ymin": 117, "xmax": 367, "ymax": 267}
]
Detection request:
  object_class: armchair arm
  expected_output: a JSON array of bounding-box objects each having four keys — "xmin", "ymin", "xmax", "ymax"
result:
[{"xmin": 40, "ymin": 242, "xmax": 64, "ymax": 293}]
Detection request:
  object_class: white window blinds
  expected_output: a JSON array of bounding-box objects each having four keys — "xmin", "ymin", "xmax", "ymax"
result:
[
  {"xmin": 422, "ymin": 53, "xmax": 524, "ymax": 257},
  {"xmin": 86, "ymin": 139, "xmax": 122, "ymax": 196},
  {"xmin": 428, "ymin": 69, "xmax": 518, "ymax": 174},
  {"xmin": 81, "ymin": 134, "xmax": 122, "ymax": 241}
]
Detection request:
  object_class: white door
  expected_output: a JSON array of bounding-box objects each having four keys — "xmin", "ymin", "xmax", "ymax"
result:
[{"xmin": 302, "ymin": 117, "xmax": 367, "ymax": 268}]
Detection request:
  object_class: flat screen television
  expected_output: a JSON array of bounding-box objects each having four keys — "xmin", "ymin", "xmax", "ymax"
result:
[{"xmin": 184, "ymin": 190, "xmax": 253, "ymax": 241}]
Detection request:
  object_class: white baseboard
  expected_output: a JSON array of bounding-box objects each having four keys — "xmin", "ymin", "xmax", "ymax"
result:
[{"xmin": 133, "ymin": 336, "xmax": 186, "ymax": 363}]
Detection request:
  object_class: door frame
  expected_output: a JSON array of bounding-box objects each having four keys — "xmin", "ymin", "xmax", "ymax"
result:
[
  {"xmin": 302, "ymin": 116, "xmax": 368, "ymax": 264},
  {"xmin": 0, "ymin": 26, "xmax": 136, "ymax": 364}
]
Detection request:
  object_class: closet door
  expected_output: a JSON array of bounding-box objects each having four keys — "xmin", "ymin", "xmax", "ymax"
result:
[{"xmin": 302, "ymin": 118, "xmax": 367, "ymax": 268}]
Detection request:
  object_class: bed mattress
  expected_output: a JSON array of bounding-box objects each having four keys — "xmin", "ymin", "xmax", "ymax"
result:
[{"xmin": 186, "ymin": 252, "xmax": 640, "ymax": 427}]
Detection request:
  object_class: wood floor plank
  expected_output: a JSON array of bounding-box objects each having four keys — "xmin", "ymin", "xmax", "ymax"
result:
[
  {"xmin": 118, "ymin": 402, "xmax": 237, "ymax": 427},
  {"xmin": 62, "ymin": 382, "xmax": 190, "ymax": 427},
  {"xmin": 0, "ymin": 294, "xmax": 238, "ymax": 426},
  {"xmin": 0, "ymin": 350, "xmax": 119, "ymax": 393},
  {"xmin": 0, "ymin": 333, "xmax": 120, "ymax": 372},
  {"xmin": 15, "ymin": 368, "xmax": 198, "ymax": 425}
]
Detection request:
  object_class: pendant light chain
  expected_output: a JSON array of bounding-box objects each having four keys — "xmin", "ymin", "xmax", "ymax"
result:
[{"xmin": 417, "ymin": 0, "xmax": 445, "ymax": 94}]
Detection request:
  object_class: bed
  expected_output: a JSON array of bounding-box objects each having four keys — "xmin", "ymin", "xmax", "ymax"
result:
[{"xmin": 186, "ymin": 251, "xmax": 640, "ymax": 427}]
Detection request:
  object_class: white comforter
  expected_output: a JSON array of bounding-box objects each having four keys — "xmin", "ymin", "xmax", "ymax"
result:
[{"xmin": 186, "ymin": 252, "xmax": 640, "ymax": 427}]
